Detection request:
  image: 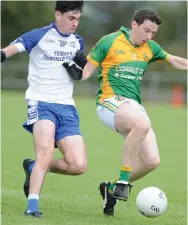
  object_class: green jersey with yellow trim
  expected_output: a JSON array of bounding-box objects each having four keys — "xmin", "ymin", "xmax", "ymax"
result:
[{"xmin": 87, "ymin": 26, "xmax": 168, "ymax": 105}]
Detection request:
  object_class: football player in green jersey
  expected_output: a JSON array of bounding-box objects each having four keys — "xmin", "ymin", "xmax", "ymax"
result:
[{"xmin": 63, "ymin": 8, "xmax": 187, "ymax": 216}]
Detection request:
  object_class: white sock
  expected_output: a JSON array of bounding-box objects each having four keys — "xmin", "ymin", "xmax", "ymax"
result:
[
  {"xmin": 116, "ymin": 180, "xmax": 129, "ymax": 185},
  {"xmin": 28, "ymin": 194, "xmax": 39, "ymax": 200}
]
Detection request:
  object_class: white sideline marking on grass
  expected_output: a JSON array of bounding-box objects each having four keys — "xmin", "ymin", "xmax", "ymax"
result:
[
  {"xmin": 1, "ymin": 188, "xmax": 21, "ymax": 196},
  {"xmin": 2, "ymin": 189, "xmax": 95, "ymax": 202}
]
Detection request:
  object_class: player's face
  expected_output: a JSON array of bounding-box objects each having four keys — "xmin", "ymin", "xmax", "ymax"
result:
[
  {"xmin": 132, "ymin": 20, "xmax": 158, "ymax": 46},
  {"xmin": 55, "ymin": 10, "xmax": 81, "ymax": 34}
]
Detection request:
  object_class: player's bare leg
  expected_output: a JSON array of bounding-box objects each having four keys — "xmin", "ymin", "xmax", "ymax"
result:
[
  {"xmin": 49, "ymin": 135, "xmax": 87, "ymax": 175},
  {"xmin": 24, "ymin": 120, "xmax": 55, "ymax": 218},
  {"xmin": 109, "ymin": 102, "xmax": 150, "ymax": 200},
  {"xmin": 24, "ymin": 136, "xmax": 87, "ymax": 197},
  {"xmin": 129, "ymin": 128, "xmax": 160, "ymax": 183}
]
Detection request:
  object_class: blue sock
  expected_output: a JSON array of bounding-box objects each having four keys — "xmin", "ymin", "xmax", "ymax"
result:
[
  {"xmin": 27, "ymin": 195, "xmax": 39, "ymax": 213},
  {"xmin": 29, "ymin": 161, "xmax": 35, "ymax": 174}
]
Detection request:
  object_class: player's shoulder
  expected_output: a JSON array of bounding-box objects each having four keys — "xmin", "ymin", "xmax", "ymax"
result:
[
  {"xmin": 73, "ymin": 33, "xmax": 84, "ymax": 51},
  {"xmin": 147, "ymin": 40, "xmax": 161, "ymax": 49},
  {"xmin": 96, "ymin": 31, "xmax": 122, "ymax": 47},
  {"xmin": 29, "ymin": 23, "xmax": 53, "ymax": 35},
  {"xmin": 74, "ymin": 33, "xmax": 84, "ymax": 41},
  {"xmin": 102, "ymin": 30, "xmax": 122, "ymax": 40},
  {"xmin": 147, "ymin": 40, "xmax": 165, "ymax": 55}
]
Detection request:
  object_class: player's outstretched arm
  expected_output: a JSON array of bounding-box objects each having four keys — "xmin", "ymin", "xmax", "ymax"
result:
[
  {"xmin": 81, "ymin": 61, "xmax": 98, "ymax": 81},
  {"xmin": 1, "ymin": 45, "xmax": 19, "ymax": 62},
  {"xmin": 167, "ymin": 54, "xmax": 188, "ymax": 71},
  {"xmin": 63, "ymin": 51, "xmax": 98, "ymax": 81}
]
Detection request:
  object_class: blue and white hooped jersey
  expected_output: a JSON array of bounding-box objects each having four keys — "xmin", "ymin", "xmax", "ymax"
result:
[{"xmin": 12, "ymin": 21, "xmax": 84, "ymax": 105}]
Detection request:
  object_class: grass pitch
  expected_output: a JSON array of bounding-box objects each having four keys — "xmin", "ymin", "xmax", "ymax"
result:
[{"xmin": 1, "ymin": 91, "xmax": 187, "ymax": 225}]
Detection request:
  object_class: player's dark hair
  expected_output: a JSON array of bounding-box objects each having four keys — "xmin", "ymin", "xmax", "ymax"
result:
[
  {"xmin": 133, "ymin": 9, "xmax": 162, "ymax": 25},
  {"xmin": 55, "ymin": 1, "xmax": 84, "ymax": 13}
]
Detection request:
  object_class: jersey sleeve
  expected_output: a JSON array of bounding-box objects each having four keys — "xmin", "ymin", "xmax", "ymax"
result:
[
  {"xmin": 79, "ymin": 38, "xmax": 84, "ymax": 51},
  {"xmin": 10, "ymin": 28, "xmax": 50, "ymax": 54},
  {"xmin": 87, "ymin": 35, "xmax": 110, "ymax": 66},
  {"xmin": 75, "ymin": 34, "xmax": 84, "ymax": 51},
  {"xmin": 148, "ymin": 40, "xmax": 169, "ymax": 63}
]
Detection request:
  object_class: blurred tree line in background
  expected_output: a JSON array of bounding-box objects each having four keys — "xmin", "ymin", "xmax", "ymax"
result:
[
  {"xmin": 1, "ymin": 1, "xmax": 187, "ymax": 102},
  {"xmin": 2, "ymin": 1, "xmax": 187, "ymax": 68}
]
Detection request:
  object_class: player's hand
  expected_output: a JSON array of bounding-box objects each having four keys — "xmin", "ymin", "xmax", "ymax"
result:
[
  {"xmin": 73, "ymin": 50, "xmax": 87, "ymax": 69},
  {"xmin": 1, "ymin": 50, "xmax": 7, "ymax": 63},
  {"xmin": 63, "ymin": 50, "xmax": 87, "ymax": 81}
]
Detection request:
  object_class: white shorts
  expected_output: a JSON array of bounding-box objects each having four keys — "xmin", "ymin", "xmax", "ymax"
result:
[{"xmin": 97, "ymin": 96, "xmax": 150, "ymax": 131}]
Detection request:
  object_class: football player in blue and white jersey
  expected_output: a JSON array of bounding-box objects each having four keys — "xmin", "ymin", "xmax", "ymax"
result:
[{"xmin": 1, "ymin": 1, "xmax": 87, "ymax": 218}]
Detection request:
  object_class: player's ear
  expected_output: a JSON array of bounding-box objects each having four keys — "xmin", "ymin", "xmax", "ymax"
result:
[
  {"xmin": 132, "ymin": 20, "xmax": 137, "ymax": 29},
  {"xmin": 54, "ymin": 11, "xmax": 62, "ymax": 21}
]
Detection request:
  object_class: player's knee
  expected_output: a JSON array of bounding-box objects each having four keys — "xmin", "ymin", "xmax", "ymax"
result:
[
  {"xmin": 36, "ymin": 148, "xmax": 53, "ymax": 170},
  {"xmin": 134, "ymin": 118, "xmax": 150, "ymax": 136},
  {"xmin": 67, "ymin": 159, "xmax": 87, "ymax": 175},
  {"xmin": 73, "ymin": 160, "xmax": 87, "ymax": 175},
  {"xmin": 147, "ymin": 156, "xmax": 160, "ymax": 171}
]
